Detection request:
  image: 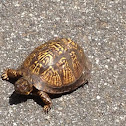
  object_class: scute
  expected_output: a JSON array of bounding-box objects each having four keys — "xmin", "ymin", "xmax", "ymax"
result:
[
  {"xmin": 40, "ymin": 66, "xmax": 62, "ymax": 87},
  {"xmin": 21, "ymin": 38, "xmax": 91, "ymax": 93},
  {"xmin": 56, "ymin": 57, "xmax": 75, "ymax": 86}
]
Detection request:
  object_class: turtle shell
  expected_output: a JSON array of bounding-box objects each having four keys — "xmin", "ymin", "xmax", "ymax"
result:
[{"xmin": 21, "ymin": 38, "xmax": 91, "ymax": 94}]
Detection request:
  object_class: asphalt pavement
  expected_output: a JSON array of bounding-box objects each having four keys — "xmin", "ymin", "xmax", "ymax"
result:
[{"xmin": 0, "ymin": 0, "xmax": 126, "ymax": 126}]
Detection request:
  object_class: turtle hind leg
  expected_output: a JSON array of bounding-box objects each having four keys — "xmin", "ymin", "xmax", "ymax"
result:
[
  {"xmin": 38, "ymin": 91, "xmax": 52, "ymax": 113},
  {"xmin": 1, "ymin": 69, "xmax": 22, "ymax": 80}
]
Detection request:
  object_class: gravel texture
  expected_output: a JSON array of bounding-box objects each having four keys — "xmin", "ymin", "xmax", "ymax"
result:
[{"xmin": 0, "ymin": 0, "xmax": 126, "ymax": 126}]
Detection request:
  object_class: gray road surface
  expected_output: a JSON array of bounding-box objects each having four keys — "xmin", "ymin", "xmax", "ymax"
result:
[{"xmin": 0, "ymin": 0, "xmax": 126, "ymax": 126}]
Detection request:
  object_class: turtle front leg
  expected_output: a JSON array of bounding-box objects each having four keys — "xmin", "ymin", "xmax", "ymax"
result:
[
  {"xmin": 38, "ymin": 91, "xmax": 52, "ymax": 113},
  {"xmin": 1, "ymin": 69, "xmax": 22, "ymax": 80}
]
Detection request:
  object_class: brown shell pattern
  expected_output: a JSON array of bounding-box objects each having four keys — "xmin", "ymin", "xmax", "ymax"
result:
[{"xmin": 22, "ymin": 38, "xmax": 86, "ymax": 88}]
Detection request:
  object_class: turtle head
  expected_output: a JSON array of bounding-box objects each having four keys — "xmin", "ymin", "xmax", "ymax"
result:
[{"xmin": 15, "ymin": 77, "xmax": 33, "ymax": 95}]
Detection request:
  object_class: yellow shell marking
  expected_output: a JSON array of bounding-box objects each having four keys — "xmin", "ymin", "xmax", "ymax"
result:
[
  {"xmin": 29, "ymin": 61, "xmax": 42, "ymax": 74},
  {"xmin": 41, "ymin": 66, "xmax": 62, "ymax": 87},
  {"xmin": 29, "ymin": 50, "xmax": 54, "ymax": 74},
  {"xmin": 70, "ymin": 51, "xmax": 82, "ymax": 78},
  {"xmin": 62, "ymin": 38, "xmax": 78, "ymax": 50},
  {"xmin": 38, "ymin": 51, "xmax": 53, "ymax": 66},
  {"xmin": 79, "ymin": 48, "xmax": 84, "ymax": 57},
  {"xmin": 57, "ymin": 57, "xmax": 75, "ymax": 85},
  {"xmin": 68, "ymin": 38, "xmax": 78, "ymax": 49},
  {"xmin": 49, "ymin": 42, "xmax": 65, "ymax": 55}
]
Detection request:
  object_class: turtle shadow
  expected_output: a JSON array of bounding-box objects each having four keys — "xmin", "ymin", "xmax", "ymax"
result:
[
  {"xmin": 9, "ymin": 91, "xmax": 33, "ymax": 105},
  {"xmin": 9, "ymin": 81, "xmax": 88, "ymax": 108},
  {"xmin": 9, "ymin": 91, "xmax": 67, "ymax": 107},
  {"xmin": 9, "ymin": 91, "xmax": 61, "ymax": 107},
  {"xmin": 9, "ymin": 91, "xmax": 45, "ymax": 107}
]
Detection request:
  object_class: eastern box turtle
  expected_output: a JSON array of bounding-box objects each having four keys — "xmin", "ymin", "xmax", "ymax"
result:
[{"xmin": 2, "ymin": 38, "xmax": 92, "ymax": 112}]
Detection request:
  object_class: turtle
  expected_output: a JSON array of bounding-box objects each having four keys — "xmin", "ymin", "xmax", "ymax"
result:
[{"xmin": 1, "ymin": 38, "xmax": 92, "ymax": 112}]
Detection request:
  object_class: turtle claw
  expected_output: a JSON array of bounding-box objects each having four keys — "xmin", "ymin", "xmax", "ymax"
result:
[
  {"xmin": 43, "ymin": 105, "xmax": 51, "ymax": 113},
  {"xmin": 1, "ymin": 70, "xmax": 9, "ymax": 80}
]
